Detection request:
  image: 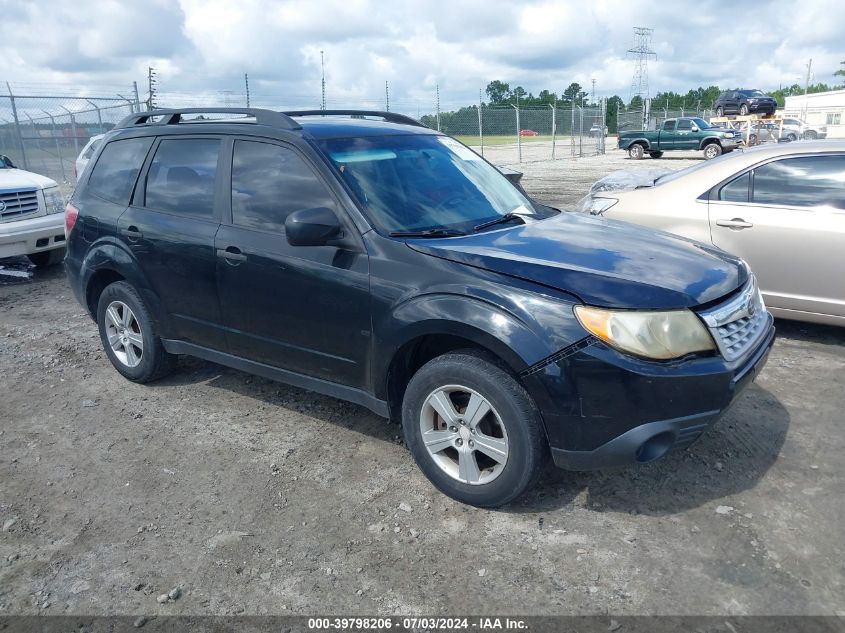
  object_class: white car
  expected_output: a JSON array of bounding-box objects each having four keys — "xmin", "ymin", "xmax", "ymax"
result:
[
  {"xmin": 0, "ymin": 155, "xmax": 67, "ymax": 267},
  {"xmin": 75, "ymin": 134, "xmax": 104, "ymax": 181},
  {"xmin": 576, "ymin": 141, "xmax": 845, "ymax": 326}
]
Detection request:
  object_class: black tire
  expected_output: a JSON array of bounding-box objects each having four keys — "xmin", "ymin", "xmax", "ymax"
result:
[
  {"xmin": 27, "ymin": 248, "xmax": 65, "ymax": 268},
  {"xmin": 749, "ymin": 134, "xmax": 758, "ymax": 145},
  {"xmin": 739, "ymin": 104, "xmax": 749, "ymax": 116},
  {"xmin": 786, "ymin": 133, "xmax": 797, "ymax": 142},
  {"xmin": 804, "ymin": 130, "xmax": 817, "ymax": 140},
  {"xmin": 703, "ymin": 142, "xmax": 722, "ymax": 159},
  {"xmin": 401, "ymin": 351, "xmax": 547, "ymax": 508},
  {"xmin": 96, "ymin": 281, "xmax": 176, "ymax": 383},
  {"xmin": 628, "ymin": 144, "xmax": 645, "ymax": 159},
  {"xmin": 715, "ymin": 106, "xmax": 723, "ymax": 117},
  {"xmin": 649, "ymin": 151, "xmax": 664, "ymax": 159}
]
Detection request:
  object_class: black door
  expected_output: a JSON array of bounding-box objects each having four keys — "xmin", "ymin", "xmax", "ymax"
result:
[
  {"xmin": 117, "ymin": 136, "xmax": 227, "ymax": 349},
  {"xmin": 215, "ymin": 138, "xmax": 371, "ymax": 389}
]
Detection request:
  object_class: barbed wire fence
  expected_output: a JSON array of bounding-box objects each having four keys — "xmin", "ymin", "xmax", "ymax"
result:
[{"xmin": 616, "ymin": 99, "xmax": 715, "ymax": 133}]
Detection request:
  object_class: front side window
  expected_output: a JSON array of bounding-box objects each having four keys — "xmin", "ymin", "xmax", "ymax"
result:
[
  {"xmin": 144, "ymin": 138, "xmax": 220, "ymax": 217},
  {"xmin": 677, "ymin": 119, "xmax": 692, "ymax": 131},
  {"xmin": 231, "ymin": 140, "xmax": 337, "ymax": 233},
  {"xmin": 753, "ymin": 155, "xmax": 845, "ymax": 209},
  {"xmin": 87, "ymin": 137, "xmax": 153, "ymax": 204},
  {"xmin": 316, "ymin": 134, "xmax": 537, "ymax": 234}
]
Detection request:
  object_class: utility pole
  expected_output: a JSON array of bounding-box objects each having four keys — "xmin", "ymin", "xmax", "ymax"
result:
[
  {"xmin": 591, "ymin": 78, "xmax": 596, "ymax": 106},
  {"xmin": 435, "ymin": 84, "xmax": 441, "ymax": 131},
  {"xmin": 147, "ymin": 67, "xmax": 158, "ymax": 110},
  {"xmin": 320, "ymin": 51, "xmax": 326, "ymax": 110},
  {"xmin": 802, "ymin": 58, "xmax": 813, "ymax": 120},
  {"xmin": 244, "ymin": 73, "xmax": 250, "ymax": 108},
  {"xmin": 385, "ymin": 81, "xmax": 390, "ymax": 112},
  {"xmin": 132, "ymin": 81, "xmax": 140, "ymax": 112}
]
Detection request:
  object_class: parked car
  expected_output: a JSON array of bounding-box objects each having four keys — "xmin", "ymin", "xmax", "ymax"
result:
[
  {"xmin": 75, "ymin": 134, "xmax": 104, "ymax": 181},
  {"xmin": 781, "ymin": 118, "xmax": 827, "ymax": 141},
  {"xmin": 65, "ymin": 108, "xmax": 774, "ymax": 507},
  {"xmin": 714, "ymin": 89, "xmax": 778, "ymax": 117},
  {"xmin": 519, "ymin": 129, "xmax": 539, "ymax": 137},
  {"xmin": 0, "ymin": 154, "xmax": 67, "ymax": 267},
  {"xmin": 577, "ymin": 141, "xmax": 845, "ymax": 326},
  {"xmin": 589, "ymin": 124, "xmax": 608, "ymax": 138},
  {"xmin": 618, "ymin": 117, "xmax": 739, "ymax": 160}
]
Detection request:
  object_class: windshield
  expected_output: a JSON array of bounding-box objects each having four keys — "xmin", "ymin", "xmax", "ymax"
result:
[
  {"xmin": 740, "ymin": 90, "xmax": 766, "ymax": 97},
  {"xmin": 691, "ymin": 118, "xmax": 711, "ymax": 129},
  {"xmin": 315, "ymin": 134, "xmax": 535, "ymax": 234}
]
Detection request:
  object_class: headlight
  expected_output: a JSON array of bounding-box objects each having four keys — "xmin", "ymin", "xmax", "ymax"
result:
[
  {"xmin": 585, "ymin": 197, "xmax": 618, "ymax": 216},
  {"xmin": 42, "ymin": 186, "xmax": 65, "ymax": 215},
  {"xmin": 574, "ymin": 305, "xmax": 716, "ymax": 360}
]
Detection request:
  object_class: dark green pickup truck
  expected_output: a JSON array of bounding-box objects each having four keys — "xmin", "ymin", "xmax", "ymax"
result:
[{"xmin": 618, "ymin": 117, "xmax": 740, "ymax": 160}]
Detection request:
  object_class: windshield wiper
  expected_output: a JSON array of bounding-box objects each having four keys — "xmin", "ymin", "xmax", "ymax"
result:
[
  {"xmin": 473, "ymin": 212, "xmax": 532, "ymax": 232},
  {"xmin": 389, "ymin": 228, "xmax": 467, "ymax": 238}
]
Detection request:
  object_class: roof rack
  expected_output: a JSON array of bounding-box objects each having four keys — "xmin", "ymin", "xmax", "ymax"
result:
[
  {"xmin": 284, "ymin": 110, "xmax": 428, "ymax": 129},
  {"xmin": 116, "ymin": 108, "xmax": 301, "ymax": 130}
]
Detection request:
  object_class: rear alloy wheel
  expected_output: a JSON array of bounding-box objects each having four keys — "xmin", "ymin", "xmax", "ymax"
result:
[
  {"xmin": 402, "ymin": 351, "xmax": 546, "ymax": 507},
  {"xmin": 96, "ymin": 281, "xmax": 175, "ymax": 383},
  {"xmin": 27, "ymin": 248, "xmax": 65, "ymax": 268},
  {"xmin": 703, "ymin": 143, "xmax": 722, "ymax": 159},
  {"xmin": 803, "ymin": 130, "xmax": 817, "ymax": 140},
  {"xmin": 649, "ymin": 151, "xmax": 664, "ymax": 159},
  {"xmin": 628, "ymin": 144, "xmax": 645, "ymax": 159},
  {"xmin": 739, "ymin": 104, "xmax": 750, "ymax": 116}
]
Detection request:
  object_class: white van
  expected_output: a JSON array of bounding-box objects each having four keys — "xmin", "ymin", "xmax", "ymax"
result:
[{"xmin": 0, "ymin": 155, "xmax": 67, "ymax": 267}]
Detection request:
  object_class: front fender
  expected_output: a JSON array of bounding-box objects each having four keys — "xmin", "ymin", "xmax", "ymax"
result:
[{"xmin": 698, "ymin": 136, "xmax": 722, "ymax": 149}]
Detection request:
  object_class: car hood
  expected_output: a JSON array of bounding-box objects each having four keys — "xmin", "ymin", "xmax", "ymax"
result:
[
  {"xmin": 407, "ymin": 213, "xmax": 746, "ymax": 309},
  {"xmin": 574, "ymin": 168, "xmax": 673, "ymax": 212},
  {"xmin": 0, "ymin": 168, "xmax": 56, "ymax": 190}
]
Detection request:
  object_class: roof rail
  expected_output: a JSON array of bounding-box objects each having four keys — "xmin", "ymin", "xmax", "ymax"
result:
[
  {"xmin": 116, "ymin": 108, "xmax": 301, "ymax": 131},
  {"xmin": 284, "ymin": 110, "xmax": 428, "ymax": 129}
]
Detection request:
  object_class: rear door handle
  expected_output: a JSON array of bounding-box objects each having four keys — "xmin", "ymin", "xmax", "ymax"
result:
[
  {"xmin": 217, "ymin": 246, "xmax": 247, "ymax": 263},
  {"xmin": 716, "ymin": 218, "xmax": 753, "ymax": 229},
  {"xmin": 121, "ymin": 225, "xmax": 143, "ymax": 238}
]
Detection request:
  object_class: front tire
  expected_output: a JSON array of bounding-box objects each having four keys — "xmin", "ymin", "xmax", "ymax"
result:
[
  {"xmin": 739, "ymin": 104, "xmax": 749, "ymax": 116},
  {"xmin": 628, "ymin": 144, "xmax": 645, "ymax": 159},
  {"xmin": 649, "ymin": 151, "xmax": 664, "ymax": 159},
  {"xmin": 703, "ymin": 143, "xmax": 722, "ymax": 159},
  {"xmin": 803, "ymin": 130, "xmax": 817, "ymax": 140},
  {"xmin": 786, "ymin": 133, "xmax": 797, "ymax": 142},
  {"xmin": 27, "ymin": 248, "xmax": 65, "ymax": 268},
  {"xmin": 402, "ymin": 351, "xmax": 547, "ymax": 508},
  {"xmin": 715, "ymin": 106, "xmax": 724, "ymax": 117},
  {"xmin": 96, "ymin": 281, "xmax": 175, "ymax": 383}
]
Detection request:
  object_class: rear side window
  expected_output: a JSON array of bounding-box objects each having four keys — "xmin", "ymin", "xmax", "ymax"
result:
[
  {"xmin": 81, "ymin": 139, "xmax": 101, "ymax": 161},
  {"xmin": 231, "ymin": 140, "xmax": 337, "ymax": 233},
  {"xmin": 677, "ymin": 119, "xmax": 692, "ymax": 131},
  {"xmin": 87, "ymin": 137, "xmax": 153, "ymax": 205},
  {"xmin": 753, "ymin": 155, "xmax": 845, "ymax": 209},
  {"xmin": 145, "ymin": 139, "xmax": 220, "ymax": 217},
  {"xmin": 719, "ymin": 172, "xmax": 750, "ymax": 202}
]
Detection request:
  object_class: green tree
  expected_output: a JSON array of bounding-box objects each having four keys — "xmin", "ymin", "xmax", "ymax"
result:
[
  {"xmin": 561, "ymin": 82, "xmax": 583, "ymax": 107},
  {"xmin": 834, "ymin": 61, "xmax": 845, "ymax": 79},
  {"xmin": 485, "ymin": 80, "xmax": 510, "ymax": 106}
]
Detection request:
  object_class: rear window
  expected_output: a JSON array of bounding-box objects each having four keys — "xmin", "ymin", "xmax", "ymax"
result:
[
  {"xmin": 144, "ymin": 139, "xmax": 220, "ymax": 217},
  {"xmin": 87, "ymin": 137, "xmax": 153, "ymax": 205}
]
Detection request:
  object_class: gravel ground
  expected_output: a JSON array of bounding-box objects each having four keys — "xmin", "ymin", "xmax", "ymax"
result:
[{"xmin": 1, "ymin": 148, "xmax": 843, "ymax": 617}]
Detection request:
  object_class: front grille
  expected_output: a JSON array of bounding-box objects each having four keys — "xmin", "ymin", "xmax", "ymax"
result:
[
  {"xmin": 0, "ymin": 189, "xmax": 40, "ymax": 222},
  {"xmin": 698, "ymin": 275, "xmax": 769, "ymax": 362}
]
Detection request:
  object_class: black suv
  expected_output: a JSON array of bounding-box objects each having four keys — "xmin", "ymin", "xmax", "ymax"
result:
[
  {"xmin": 65, "ymin": 108, "xmax": 775, "ymax": 507},
  {"xmin": 714, "ymin": 89, "xmax": 778, "ymax": 117}
]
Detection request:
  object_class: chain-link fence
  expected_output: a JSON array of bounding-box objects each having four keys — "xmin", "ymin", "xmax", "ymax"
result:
[
  {"xmin": 0, "ymin": 90, "xmax": 141, "ymax": 190},
  {"xmin": 617, "ymin": 104, "xmax": 716, "ymax": 133},
  {"xmin": 420, "ymin": 103, "xmax": 607, "ymax": 165}
]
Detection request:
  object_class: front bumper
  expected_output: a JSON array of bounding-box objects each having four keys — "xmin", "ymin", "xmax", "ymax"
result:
[
  {"xmin": 0, "ymin": 213, "xmax": 66, "ymax": 258},
  {"xmin": 748, "ymin": 102, "xmax": 777, "ymax": 114},
  {"xmin": 524, "ymin": 318, "xmax": 775, "ymax": 471}
]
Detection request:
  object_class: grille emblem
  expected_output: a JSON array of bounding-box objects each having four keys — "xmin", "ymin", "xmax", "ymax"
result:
[{"xmin": 0, "ymin": 200, "xmax": 6, "ymax": 212}]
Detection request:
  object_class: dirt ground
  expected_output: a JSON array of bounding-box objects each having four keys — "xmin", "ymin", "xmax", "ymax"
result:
[{"xmin": 1, "ymin": 148, "xmax": 844, "ymax": 617}]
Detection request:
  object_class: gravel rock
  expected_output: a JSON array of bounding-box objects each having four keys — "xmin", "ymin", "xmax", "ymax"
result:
[
  {"xmin": 2, "ymin": 517, "xmax": 17, "ymax": 531},
  {"xmin": 168, "ymin": 586, "xmax": 181, "ymax": 600},
  {"xmin": 477, "ymin": 568, "xmax": 487, "ymax": 577},
  {"xmin": 715, "ymin": 505, "xmax": 734, "ymax": 515},
  {"xmin": 609, "ymin": 619, "xmax": 622, "ymax": 631},
  {"xmin": 398, "ymin": 502, "xmax": 412, "ymax": 513},
  {"xmin": 156, "ymin": 594, "xmax": 169, "ymax": 604},
  {"xmin": 133, "ymin": 616, "xmax": 148, "ymax": 628}
]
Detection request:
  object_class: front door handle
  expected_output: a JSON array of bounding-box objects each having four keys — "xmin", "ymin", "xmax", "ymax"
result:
[
  {"xmin": 121, "ymin": 225, "xmax": 143, "ymax": 238},
  {"xmin": 716, "ymin": 218, "xmax": 753, "ymax": 230},
  {"xmin": 217, "ymin": 246, "xmax": 247, "ymax": 263}
]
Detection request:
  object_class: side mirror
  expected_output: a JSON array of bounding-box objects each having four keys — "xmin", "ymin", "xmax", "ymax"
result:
[
  {"xmin": 691, "ymin": 125, "xmax": 699, "ymax": 132},
  {"xmin": 285, "ymin": 206, "xmax": 345, "ymax": 247}
]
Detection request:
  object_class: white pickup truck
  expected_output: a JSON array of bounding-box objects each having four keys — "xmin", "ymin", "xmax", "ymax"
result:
[{"xmin": 0, "ymin": 155, "xmax": 67, "ymax": 267}]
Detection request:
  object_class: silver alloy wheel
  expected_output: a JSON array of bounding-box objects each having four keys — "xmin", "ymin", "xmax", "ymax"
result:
[
  {"xmin": 704, "ymin": 144, "xmax": 719, "ymax": 159},
  {"xmin": 104, "ymin": 300, "xmax": 144, "ymax": 368},
  {"xmin": 419, "ymin": 385, "xmax": 509, "ymax": 485}
]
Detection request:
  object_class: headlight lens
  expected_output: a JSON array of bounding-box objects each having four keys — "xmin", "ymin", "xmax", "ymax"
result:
[
  {"xmin": 42, "ymin": 186, "xmax": 65, "ymax": 215},
  {"xmin": 585, "ymin": 197, "xmax": 618, "ymax": 215},
  {"xmin": 574, "ymin": 305, "xmax": 716, "ymax": 360}
]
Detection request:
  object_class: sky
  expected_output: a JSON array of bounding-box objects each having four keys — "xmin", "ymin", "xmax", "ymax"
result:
[{"xmin": 1, "ymin": 0, "xmax": 844, "ymax": 115}]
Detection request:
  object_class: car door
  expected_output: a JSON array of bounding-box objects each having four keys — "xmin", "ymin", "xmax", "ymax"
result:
[
  {"xmin": 709, "ymin": 154, "xmax": 845, "ymax": 319},
  {"xmin": 117, "ymin": 135, "xmax": 227, "ymax": 350},
  {"xmin": 674, "ymin": 118, "xmax": 698, "ymax": 150},
  {"xmin": 215, "ymin": 137, "xmax": 371, "ymax": 389},
  {"xmin": 659, "ymin": 119, "xmax": 677, "ymax": 148}
]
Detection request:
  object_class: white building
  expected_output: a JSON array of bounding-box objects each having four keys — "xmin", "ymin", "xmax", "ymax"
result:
[{"xmin": 784, "ymin": 89, "xmax": 845, "ymax": 138}]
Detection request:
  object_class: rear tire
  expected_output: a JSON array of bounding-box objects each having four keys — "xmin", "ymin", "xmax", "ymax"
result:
[
  {"xmin": 628, "ymin": 144, "xmax": 645, "ymax": 159},
  {"xmin": 786, "ymin": 133, "xmax": 797, "ymax": 142},
  {"xmin": 703, "ymin": 143, "xmax": 722, "ymax": 159},
  {"xmin": 401, "ymin": 351, "xmax": 547, "ymax": 508},
  {"xmin": 803, "ymin": 130, "xmax": 817, "ymax": 140},
  {"xmin": 649, "ymin": 151, "xmax": 664, "ymax": 159},
  {"xmin": 739, "ymin": 104, "xmax": 749, "ymax": 116},
  {"xmin": 715, "ymin": 107, "xmax": 723, "ymax": 117},
  {"xmin": 96, "ymin": 281, "xmax": 176, "ymax": 383},
  {"xmin": 27, "ymin": 248, "xmax": 65, "ymax": 268}
]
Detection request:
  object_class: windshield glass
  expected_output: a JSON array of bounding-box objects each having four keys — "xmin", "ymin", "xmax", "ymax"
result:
[
  {"xmin": 315, "ymin": 134, "xmax": 535, "ymax": 234},
  {"xmin": 740, "ymin": 90, "xmax": 766, "ymax": 97},
  {"xmin": 691, "ymin": 118, "xmax": 711, "ymax": 129}
]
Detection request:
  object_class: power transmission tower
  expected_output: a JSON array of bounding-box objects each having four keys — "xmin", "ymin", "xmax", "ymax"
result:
[
  {"xmin": 320, "ymin": 50, "xmax": 326, "ymax": 110},
  {"xmin": 627, "ymin": 27, "xmax": 656, "ymax": 104}
]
